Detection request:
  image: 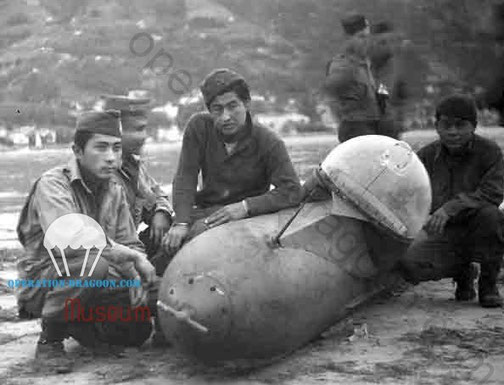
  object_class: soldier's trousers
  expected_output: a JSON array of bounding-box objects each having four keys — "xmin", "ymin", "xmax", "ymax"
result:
[
  {"xmin": 338, "ymin": 119, "xmax": 401, "ymax": 143},
  {"xmin": 18, "ymin": 255, "xmax": 156, "ymax": 347},
  {"xmin": 400, "ymin": 206, "xmax": 504, "ymax": 283}
]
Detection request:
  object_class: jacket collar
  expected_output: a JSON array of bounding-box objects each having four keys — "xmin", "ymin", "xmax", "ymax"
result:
[
  {"xmin": 64, "ymin": 157, "xmax": 112, "ymax": 195},
  {"xmin": 118, "ymin": 154, "xmax": 141, "ymax": 182}
]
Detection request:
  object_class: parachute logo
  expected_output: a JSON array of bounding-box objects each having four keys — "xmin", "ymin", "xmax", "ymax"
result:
[{"xmin": 43, "ymin": 214, "xmax": 107, "ymax": 277}]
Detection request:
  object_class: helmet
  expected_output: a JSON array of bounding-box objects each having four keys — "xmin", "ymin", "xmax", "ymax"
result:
[{"xmin": 318, "ymin": 135, "xmax": 431, "ymax": 239}]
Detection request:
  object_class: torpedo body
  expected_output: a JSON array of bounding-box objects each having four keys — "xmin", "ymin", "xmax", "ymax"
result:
[{"xmin": 157, "ymin": 135, "xmax": 432, "ymax": 363}]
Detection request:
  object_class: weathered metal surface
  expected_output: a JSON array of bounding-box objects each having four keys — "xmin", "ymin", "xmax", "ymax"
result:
[{"xmin": 157, "ymin": 135, "xmax": 432, "ymax": 363}]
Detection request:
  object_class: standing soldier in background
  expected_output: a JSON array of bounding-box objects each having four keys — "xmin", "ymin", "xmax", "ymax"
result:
[
  {"xmin": 324, "ymin": 14, "xmax": 384, "ymax": 142},
  {"xmin": 101, "ymin": 95, "xmax": 174, "ymax": 276}
]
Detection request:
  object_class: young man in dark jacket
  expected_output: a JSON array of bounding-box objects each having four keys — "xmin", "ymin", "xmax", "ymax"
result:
[
  {"xmin": 401, "ymin": 94, "xmax": 504, "ymax": 308},
  {"xmin": 163, "ymin": 68, "xmax": 302, "ymax": 254}
]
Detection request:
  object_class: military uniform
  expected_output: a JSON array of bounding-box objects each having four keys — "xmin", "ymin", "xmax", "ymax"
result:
[
  {"xmin": 102, "ymin": 95, "xmax": 174, "ymax": 275},
  {"xmin": 16, "ymin": 111, "xmax": 157, "ymax": 373},
  {"xmin": 324, "ymin": 37, "xmax": 382, "ymax": 143}
]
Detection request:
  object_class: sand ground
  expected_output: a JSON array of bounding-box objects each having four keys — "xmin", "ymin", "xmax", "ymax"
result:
[
  {"xmin": 1, "ymin": 133, "xmax": 503, "ymax": 384},
  {"xmin": 1, "ymin": 259, "xmax": 503, "ymax": 385}
]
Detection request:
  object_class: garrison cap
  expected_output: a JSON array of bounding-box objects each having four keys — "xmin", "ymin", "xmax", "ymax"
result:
[
  {"xmin": 76, "ymin": 110, "xmax": 122, "ymax": 138},
  {"xmin": 101, "ymin": 94, "xmax": 150, "ymax": 132},
  {"xmin": 101, "ymin": 94, "xmax": 151, "ymax": 111}
]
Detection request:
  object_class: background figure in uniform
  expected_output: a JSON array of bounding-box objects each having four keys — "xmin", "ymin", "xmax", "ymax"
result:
[
  {"xmin": 324, "ymin": 14, "xmax": 383, "ymax": 143},
  {"xmin": 102, "ymin": 95, "xmax": 173, "ymax": 276},
  {"xmin": 401, "ymin": 94, "xmax": 504, "ymax": 308},
  {"xmin": 163, "ymin": 68, "xmax": 302, "ymax": 255},
  {"xmin": 16, "ymin": 111, "xmax": 157, "ymax": 373},
  {"xmin": 368, "ymin": 21, "xmax": 424, "ymax": 139}
]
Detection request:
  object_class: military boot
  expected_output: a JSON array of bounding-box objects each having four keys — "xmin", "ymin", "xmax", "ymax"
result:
[
  {"xmin": 35, "ymin": 319, "xmax": 73, "ymax": 374},
  {"xmin": 454, "ymin": 263, "xmax": 477, "ymax": 301},
  {"xmin": 478, "ymin": 260, "xmax": 503, "ymax": 308}
]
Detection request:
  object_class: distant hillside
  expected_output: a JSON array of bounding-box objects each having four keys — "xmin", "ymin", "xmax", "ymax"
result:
[{"xmin": 1, "ymin": 0, "xmax": 503, "ymax": 128}]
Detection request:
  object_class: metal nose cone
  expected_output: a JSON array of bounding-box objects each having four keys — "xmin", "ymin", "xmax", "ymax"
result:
[
  {"xmin": 157, "ymin": 273, "xmax": 232, "ymax": 359},
  {"xmin": 318, "ymin": 135, "xmax": 431, "ymax": 239}
]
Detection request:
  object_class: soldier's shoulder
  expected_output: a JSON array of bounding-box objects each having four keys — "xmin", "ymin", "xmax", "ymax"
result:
[
  {"xmin": 29, "ymin": 164, "xmax": 73, "ymax": 198},
  {"xmin": 417, "ymin": 139, "xmax": 440, "ymax": 154},
  {"xmin": 38, "ymin": 164, "xmax": 70, "ymax": 184},
  {"xmin": 473, "ymin": 134, "xmax": 503, "ymax": 162},
  {"xmin": 251, "ymin": 120, "xmax": 284, "ymax": 147},
  {"xmin": 474, "ymin": 134, "xmax": 501, "ymax": 151},
  {"xmin": 186, "ymin": 112, "xmax": 212, "ymax": 128},
  {"xmin": 182, "ymin": 112, "xmax": 213, "ymax": 139}
]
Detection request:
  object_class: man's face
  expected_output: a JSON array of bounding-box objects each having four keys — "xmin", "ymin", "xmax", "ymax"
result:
[
  {"xmin": 347, "ymin": 33, "xmax": 371, "ymax": 60},
  {"xmin": 122, "ymin": 129, "xmax": 147, "ymax": 157},
  {"xmin": 435, "ymin": 115, "xmax": 476, "ymax": 151},
  {"xmin": 354, "ymin": 19, "xmax": 371, "ymax": 38},
  {"xmin": 368, "ymin": 33, "xmax": 395, "ymax": 68},
  {"xmin": 209, "ymin": 91, "xmax": 249, "ymax": 138},
  {"xmin": 73, "ymin": 134, "xmax": 122, "ymax": 180}
]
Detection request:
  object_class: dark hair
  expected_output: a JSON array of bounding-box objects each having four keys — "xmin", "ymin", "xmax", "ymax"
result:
[
  {"xmin": 73, "ymin": 130, "xmax": 95, "ymax": 150},
  {"xmin": 206, "ymin": 79, "xmax": 251, "ymax": 109},
  {"xmin": 435, "ymin": 94, "xmax": 478, "ymax": 126}
]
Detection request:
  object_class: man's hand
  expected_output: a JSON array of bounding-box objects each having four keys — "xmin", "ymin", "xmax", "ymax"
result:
[
  {"xmin": 162, "ymin": 224, "xmax": 189, "ymax": 255},
  {"xmin": 134, "ymin": 257, "xmax": 156, "ymax": 286},
  {"xmin": 129, "ymin": 284, "xmax": 148, "ymax": 308},
  {"xmin": 204, "ymin": 202, "xmax": 248, "ymax": 228},
  {"xmin": 424, "ymin": 207, "xmax": 450, "ymax": 236},
  {"xmin": 150, "ymin": 211, "xmax": 172, "ymax": 249}
]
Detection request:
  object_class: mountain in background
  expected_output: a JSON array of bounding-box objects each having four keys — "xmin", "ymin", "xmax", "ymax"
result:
[{"xmin": 1, "ymin": 0, "xmax": 503, "ymax": 129}]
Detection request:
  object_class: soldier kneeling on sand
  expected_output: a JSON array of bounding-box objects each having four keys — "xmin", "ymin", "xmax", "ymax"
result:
[
  {"xmin": 400, "ymin": 94, "xmax": 504, "ymax": 307},
  {"xmin": 16, "ymin": 111, "xmax": 157, "ymax": 373}
]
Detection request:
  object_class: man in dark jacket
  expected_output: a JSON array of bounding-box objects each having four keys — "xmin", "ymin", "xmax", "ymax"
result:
[
  {"xmin": 163, "ymin": 68, "xmax": 302, "ymax": 254},
  {"xmin": 401, "ymin": 94, "xmax": 504, "ymax": 308}
]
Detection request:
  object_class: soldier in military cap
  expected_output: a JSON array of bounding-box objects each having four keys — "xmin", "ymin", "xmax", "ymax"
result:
[
  {"xmin": 101, "ymin": 95, "xmax": 174, "ymax": 276},
  {"xmin": 16, "ymin": 110, "xmax": 157, "ymax": 373},
  {"xmin": 324, "ymin": 14, "xmax": 384, "ymax": 143}
]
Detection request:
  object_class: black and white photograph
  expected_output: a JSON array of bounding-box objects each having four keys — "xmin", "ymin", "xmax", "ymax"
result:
[{"xmin": 1, "ymin": 0, "xmax": 504, "ymax": 384}]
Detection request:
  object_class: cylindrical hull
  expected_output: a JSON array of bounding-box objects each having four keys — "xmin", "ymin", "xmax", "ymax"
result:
[{"xmin": 158, "ymin": 201, "xmax": 408, "ymax": 362}]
